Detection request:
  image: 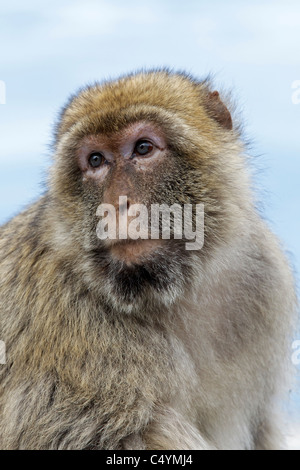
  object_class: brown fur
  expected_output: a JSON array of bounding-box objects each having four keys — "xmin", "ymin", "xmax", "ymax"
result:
[{"xmin": 0, "ymin": 69, "xmax": 297, "ymax": 449}]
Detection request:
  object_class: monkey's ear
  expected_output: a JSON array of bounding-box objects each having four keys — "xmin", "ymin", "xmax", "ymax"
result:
[{"xmin": 204, "ymin": 91, "xmax": 233, "ymax": 130}]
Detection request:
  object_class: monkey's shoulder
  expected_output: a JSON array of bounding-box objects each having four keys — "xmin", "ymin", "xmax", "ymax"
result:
[{"xmin": 0, "ymin": 196, "xmax": 49, "ymax": 253}]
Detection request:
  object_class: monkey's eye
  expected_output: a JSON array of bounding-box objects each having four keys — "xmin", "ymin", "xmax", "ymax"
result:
[
  {"xmin": 88, "ymin": 152, "xmax": 105, "ymax": 168},
  {"xmin": 134, "ymin": 140, "xmax": 153, "ymax": 156}
]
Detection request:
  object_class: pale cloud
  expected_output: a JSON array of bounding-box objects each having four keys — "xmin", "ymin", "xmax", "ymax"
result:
[
  {"xmin": 193, "ymin": 2, "xmax": 300, "ymax": 65},
  {"xmin": 286, "ymin": 425, "xmax": 300, "ymax": 450},
  {"xmin": 0, "ymin": 116, "xmax": 52, "ymax": 164},
  {"xmin": 51, "ymin": 0, "xmax": 159, "ymax": 38},
  {"xmin": 232, "ymin": 4, "xmax": 300, "ymax": 65},
  {"xmin": 0, "ymin": 0, "xmax": 162, "ymax": 66},
  {"xmin": 2, "ymin": 0, "xmax": 299, "ymax": 68},
  {"xmin": 0, "ymin": 0, "xmax": 46, "ymax": 13}
]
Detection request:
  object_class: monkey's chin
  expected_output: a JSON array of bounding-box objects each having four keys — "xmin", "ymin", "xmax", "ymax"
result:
[{"xmin": 90, "ymin": 239, "xmax": 193, "ymax": 315}]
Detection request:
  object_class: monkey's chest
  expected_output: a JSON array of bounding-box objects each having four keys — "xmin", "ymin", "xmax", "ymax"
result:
[{"xmin": 59, "ymin": 318, "xmax": 173, "ymax": 394}]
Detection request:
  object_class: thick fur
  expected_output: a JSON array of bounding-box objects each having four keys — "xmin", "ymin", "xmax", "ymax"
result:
[{"xmin": 0, "ymin": 70, "xmax": 296, "ymax": 449}]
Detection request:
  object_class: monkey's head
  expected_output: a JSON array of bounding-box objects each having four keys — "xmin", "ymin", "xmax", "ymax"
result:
[{"xmin": 50, "ymin": 70, "xmax": 249, "ymax": 313}]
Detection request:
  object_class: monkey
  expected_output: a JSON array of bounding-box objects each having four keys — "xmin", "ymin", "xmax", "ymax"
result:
[{"xmin": 0, "ymin": 69, "xmax": 297, "ymax": 450}]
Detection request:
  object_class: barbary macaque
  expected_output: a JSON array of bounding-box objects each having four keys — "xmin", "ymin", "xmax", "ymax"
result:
[{"xmin": 0, "ymin": 70, "xmax": 296, "ymax": 449}]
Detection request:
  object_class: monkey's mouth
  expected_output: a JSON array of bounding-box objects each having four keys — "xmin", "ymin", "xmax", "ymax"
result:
[
  {"xmin": 109, "ymin": 239, "xmax": 165, "ymax": 265},
  {"xmin": 90, "ymin": 237, "xmax": 192, "ymax": 310}
]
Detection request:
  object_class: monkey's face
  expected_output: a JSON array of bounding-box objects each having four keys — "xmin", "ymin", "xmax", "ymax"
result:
[
  {"xmin": 52, "ymin": 72, "xmax": 236, "ymax": 312},
  {"xmin": 76, "ymin": 120, "xmax": 196, "ymax": 311}
]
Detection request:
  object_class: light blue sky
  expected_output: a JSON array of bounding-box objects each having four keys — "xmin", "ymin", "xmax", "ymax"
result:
[{"xmin": 0, "ymin": 0, "xmax": 299, "ymax": 425}]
